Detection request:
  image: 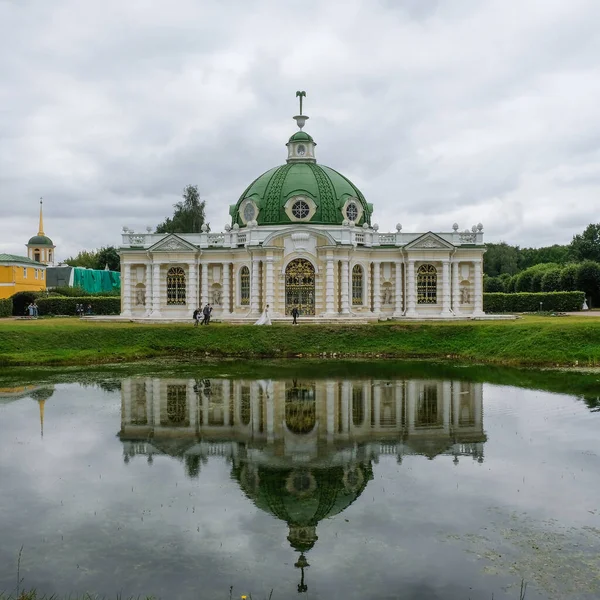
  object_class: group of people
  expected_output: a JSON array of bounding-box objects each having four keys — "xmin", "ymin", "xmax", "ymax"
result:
[
  {"xmin": 76, "ymin": 303, "xmax": 92, "ymax": 317},
  {"xmin": 191, "ymin": 305, "xmax": 302, "ymax": 326},
  {"xmin": 26, "ymin": 302, "xmax": 39, "ymax": 317},
  {"xmin": 192, "ymin": 304, "xmax": 213, "ymax": 326}
]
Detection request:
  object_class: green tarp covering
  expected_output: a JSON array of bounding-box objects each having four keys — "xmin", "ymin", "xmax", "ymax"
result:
[{"xmin": 72, "ymin": 268, "xmax": 120, "ymax": 294}]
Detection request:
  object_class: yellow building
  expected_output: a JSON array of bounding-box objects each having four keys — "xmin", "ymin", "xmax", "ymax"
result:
[{"xmin": 0, "ymin": 254, "xmax": 47, "ymax": 299}]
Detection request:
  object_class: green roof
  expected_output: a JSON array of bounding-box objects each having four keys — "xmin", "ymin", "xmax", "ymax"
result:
[
  {"xmin": 0, "ymin": 253, "xmax": 46, "ymax": 266},
  {"xmin": 230, "ymin": 162, "xmax": 371, "ymax": 227},
  {"xmin": 288, "ymin": 131, "xmax": 314, "ymax": 143},
  {"xmin": 27, "ymin": 235, "xmax": 54, "ymax": 246}
]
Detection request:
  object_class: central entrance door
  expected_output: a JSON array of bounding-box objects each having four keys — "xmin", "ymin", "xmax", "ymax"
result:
[{"xmin": 285, "ymin": 258, "xmax": 315, "ymax": 315}]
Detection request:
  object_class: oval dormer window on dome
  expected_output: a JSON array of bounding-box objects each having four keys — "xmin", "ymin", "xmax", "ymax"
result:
[
  {"xmin": 346, "ymin": 202, "xmax": 359, "ymax": 222},
  {"xmin": 296, "ymin": 144, "xmax": 306, "ymax": 156},
  {"xmin": 292, "ymin": 199, "xmax": 310, "ymax": 219},
  {"xmin": 243, "ymin": 203, "xmax": 256, "ymax": 222}
]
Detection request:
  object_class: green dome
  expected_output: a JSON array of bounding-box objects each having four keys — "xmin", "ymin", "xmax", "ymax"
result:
[
  {"xmin": 288, "ymin": 131, "xmax": 314, "ymax": 143},
  {"xmin": 230, "ymin": 162, "xmax": 373, "ymax": 227},
  {"xmin": 28, "ymin": 235, "xmax": 54, "ymax": 246}
]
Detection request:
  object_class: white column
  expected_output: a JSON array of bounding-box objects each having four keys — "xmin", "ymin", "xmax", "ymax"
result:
[
  {"xmin": 151, "ymin": 263, "xmax": 161, "ymax": 316},
  {"xmin": 325, "ymin": 252, "xmax": 335, "ymax": 315},
  {"xmin": 441, "ymin": 259, "xmax": 452, "ymax": 316},
  {"xmin": 187, "ymin": 262, "xmax": 197, "ymax": 313},
  {"xmin": 341, "ymin": 381, "xmax": 350, "ymax": 433},
  {"xmin": 250, "ymin": 256, "xmax": 261, "ymax": 315},
  {"xmin": 407, "ymin": 381, "xmax": 417, "ymax": 432},
  {"xmin": 200, "ymin": 262, "xmax": 209, "ymax": 307},
  {"xmin": 266, "ymin": 382, "xmax": 274, "ymax": 443},
  {"xmin": 473, "ymin": 260, "xmax": 484, "ymax": 316},
  {"xmin": 222, "ymin": 380, "xmax": 231, "ymax": 427},
  {"xmin": 153, "ymin": 378, "xmax": 161, "ymax": 425},
  {"xmin": 326, "ymin": 381, "xmax": 335, "ymax": 440},
  {"xmin": 452, "ymin": 381, "xmax": 461, "ymax": 430},
  {"xmin": 250, "ymin": 382, "xmax": 259, "ymax": 438},
  {"xmin": 265, "ymin": 254, "xmax": 274, "ymax": 313},
  {"xmin": 122, "ymin": 379, "xmax": 132, "ymax": 425},
  {"xmin": 222, "ymin": 262, "xmax": 231, "ymax": 315},
  {"xmin": 373, "ymin": 383, "xmax": 381, "ymax": 429},
  {"xmin": 122, "ymin": 263, "xmax": 132, "ymax": 316},
  {"xmin": 373, "ymin": 261, "xmax": 381, "ymax": 316},
  {"xmin": 452, "ymin": 260, "xmax": 460, "ymax": 316},
  {"xmin": 144, "ymin": 263, "xmax": 152, "ymax": 316},
  {"xmin": 145, "ymin": 378, "xmax": 153, "ymax": 426},
  {"xmin": 442, "ymin": 381, "xmax": 451, "ymax": 433},
  {"xmin": 187, "ymin": 379, "xmax": 197, "ymax": 430},
  {"xmin": 393, "ymin": 261, "xmax": 403, "ymax": 317},
  {"xmin": 395, "ymin": 381, "xmax": 403, "ymax": 431},
  {"xmin": 340, "ymin": 258, "xmax": 350, "ymax": 314},
  {"xmin": 405, "ymin": 259, "xmax": 416, "ymax": 317}
]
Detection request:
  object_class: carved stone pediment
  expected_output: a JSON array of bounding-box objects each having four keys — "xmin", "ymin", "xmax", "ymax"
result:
[
  {"xmin": 405, "ymin": 232, "xmax": 454, "ymax": 251},
  {"xmin": 149, "ymin": 235, "xmax": 197, "ymax": 253}
]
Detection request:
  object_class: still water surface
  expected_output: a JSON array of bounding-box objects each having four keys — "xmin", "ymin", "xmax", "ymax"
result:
[{"xmin": 0, "ymin": 366, "xmax": 599, "ymax": 599}]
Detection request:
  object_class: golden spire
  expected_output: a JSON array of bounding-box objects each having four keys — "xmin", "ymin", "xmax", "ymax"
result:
[
  {"xmin": 39, "ymin": 398, "xmax": 45, "ymax": 438},
  {"xmin": 38, "ymin": 197, "xmax": 45, "ymax": 236}
]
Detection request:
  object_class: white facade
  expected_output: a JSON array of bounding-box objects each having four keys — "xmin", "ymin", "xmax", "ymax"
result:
[{"xmin": 118, "ymin": 223, "xmax": 486, "ymax": 321}]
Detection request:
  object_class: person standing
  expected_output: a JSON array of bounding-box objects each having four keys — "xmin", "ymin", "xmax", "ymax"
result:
[
  {"xmin": 291, "ymin": 306, "xmax": 299, "ymax": 325},
  {"xmin": 254, "ymin": 304, "xmax": 272, "ymax": 326},
  {"xmin": 193, "ymin": 307, "xmax": 200, "ymax": 326},
  {"xmin": 202, "ymin": 304, "xmax": 210, "ymax": 325},
  {"xmin": 32, "ymin": 302, "xmax": 39, "ymax": 317},
  {"xmin": 207, "ymin": 304, "xmax": 213, "ymax": 324}
]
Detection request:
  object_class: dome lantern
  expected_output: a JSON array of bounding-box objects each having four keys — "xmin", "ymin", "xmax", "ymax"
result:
[{"xmin": 286, "ymin": 91, "xmax": 316, "ymax": 164}]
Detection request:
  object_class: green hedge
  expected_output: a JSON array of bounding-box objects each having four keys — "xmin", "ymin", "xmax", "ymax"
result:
[
  {"xmin": 484, "ymin": 291, "xmax": 585, "ymax": 313},
  {"xmin": 0, "ymin": 298, "xmax": 12, "ymax": 318},
  {"xmin": 36, "ymin": 296, "xmax": 121, "ymax": 316}
]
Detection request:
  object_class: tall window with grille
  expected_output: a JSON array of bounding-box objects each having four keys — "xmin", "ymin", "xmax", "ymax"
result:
[
  {"xmin": 166, "ymin": 267, "xmax": 186, "ymax": 305},
  {"xmin": 417, "ymin": 264, "xmax": 437, "ymax": 304},
  {"xmin": 240, "ymin": 266, "xmax": 250, "ymax": 305},
  {"xmin": 352, "ymin": 265, "xmax": 363, "ymax": 305},
  {"xmin": 165, "ymin": 384, "xmax": 188, "ymax": 426}
]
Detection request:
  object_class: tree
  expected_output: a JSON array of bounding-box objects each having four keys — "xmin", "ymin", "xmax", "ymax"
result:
[
  {"xmin": 540, "ymin": 268, "xmax": 562, "ymax": 292},
  {"xmin": 64, "ymin": 246, "xmax": 120, "ymax": 272},
  {"xmin": 570, "ymin": 223, "xmax": 600, "ymax": 263},
  {"xmin": 156, "ymin": 184, "xmax": 208, "ymax": 234},
  {"xmin": 95, "ymin": 246, "xmax": 120, "ymax": 272},
  {"xmin": 483, "ymin": 243, "xmax": 520, "ymax": 277},
  {"xmin": 64, "ymin": 249, "xmax": 97, "ymax": 269},
  {"xmin": 560, "ymin": 264, "xmax": 579, "ymax": 291},
  {"xmin": 484, "ymin": 276, "xmax": 504, "ymax": 292},
  {"xmin": 575, "ymin": 260, "xmax": 600, "ymax": 307}
]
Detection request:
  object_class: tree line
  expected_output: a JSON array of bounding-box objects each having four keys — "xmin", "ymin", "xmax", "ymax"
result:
[{"xmin": 484, "ymin": 223, "xmax": 600, "ymax": 306}]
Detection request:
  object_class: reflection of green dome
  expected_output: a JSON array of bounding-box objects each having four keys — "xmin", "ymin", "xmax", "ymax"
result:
[
  {"xmin": 235, "ymin": 464, "xmax": 373, "ymax": 552},
  {"xmin": 30, "ymin": 388, "xmax": 55, "ymax": 402},
  {"xmin": 28, "ymin": 235, "xmax": 54, "ymax": 246},
  {"xmin": 230, "ymin": 163, "xmax": 372, "ymax": 227}
]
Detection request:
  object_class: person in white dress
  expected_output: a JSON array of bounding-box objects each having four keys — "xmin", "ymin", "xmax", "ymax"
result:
[{"xmin": 254, "ymin": 304, "xmax": 272, "ymax": 326}]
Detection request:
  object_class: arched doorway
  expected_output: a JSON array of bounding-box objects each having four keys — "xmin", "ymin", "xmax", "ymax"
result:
[{"xmin": 285, "ymin": 259, "xmax": 315, "ymax": 315}]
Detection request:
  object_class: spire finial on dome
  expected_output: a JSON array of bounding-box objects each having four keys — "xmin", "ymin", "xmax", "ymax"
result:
[
  {"xmin": 38, "ymin": 197, "xmax": 45, "ymax": 236},
  {"xmin": 293, "ymin": 91, "xmax": 309, "ymax": 130}
]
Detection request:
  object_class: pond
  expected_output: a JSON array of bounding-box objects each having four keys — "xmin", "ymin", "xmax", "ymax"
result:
[{"xmin": 0, "ymin": 361, "xmax": 599, "ymax": 600}]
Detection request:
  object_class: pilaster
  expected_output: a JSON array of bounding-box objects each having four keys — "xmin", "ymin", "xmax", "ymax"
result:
[
  {"xmin": 340, "ymin": 258, "xmax": 350, "ymax": 314},
  {"xmin": 405, "ymin": 259, "xmax": 417, "ymax": 317},
  {"xmin": 187, "ymin": 261, "xmax": 197, "ymax": 313},
  {"xmin": 373, "ymin": 261, "xmax": 381, "ymax": 316},
  {"xmin": 441, "ymin": 259, "xmax": 452, "ymax": 316},
  {"xmin": 151, "ymin": 262, "xmax": 161, "ymax": 317},
  {"xmin": 250, "ymin": 257, "xmax": 261, "ymax": 315},
  {"xmin": 222, "ymin": 262, "xmax": 231, "ymax": 314},
  {"xmin": 122, "ymin": 263, "xmax": 132, "ymax": 317},
  {"xmin": 265, "ymin": 254, "xmax": 274, "ymax": 313},
  {"xmin": 393, "ymin": 261, "xmax": 403, "ymax": 318},
  {"xmin": 451, "ymin": 260, "xmax": 460, "ymax": 316},
  {"xmin": 473, "ymin": 260, "xmax": 484, "ymax": 316},
  {"xmin": 325, "ymin": 252, "xmax": 335, "ymax": 315},
  {"xmin": 200, "ymin": 262, "xmax": 209, "ymax": 307},
  {"xmin": 144, "ymin": 263, "xmax": 152, "ymax": 316}
]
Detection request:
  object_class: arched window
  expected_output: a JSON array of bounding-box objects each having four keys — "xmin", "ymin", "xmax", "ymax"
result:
[
  {"xmin": 48, "ymin": 250, "xmax": 53, "ymax": 263},
  {"xmin": 352, "ymin": 264, "xmax": 363, "ymax": 305},
  {"xmin": 352, "ymin": 386, "xmax": 365, "ymax": 426},
  {"xmin": 166, "ymin": 266, "xmax": 186, "ymax": 305},
  {"xmin": 240, "ymin": 266, "xmax": 250, "ymax": 305},
  {"xmin": 165, "ymin": 384, "xmax": 187, "ymax": 426},
  {"xmin": 417, "ymin": 264, "xmax": 437, "ymax": 304},
  {"xmin": 34, "ymin": 251, "xmax": 40, "ymax": 262}
]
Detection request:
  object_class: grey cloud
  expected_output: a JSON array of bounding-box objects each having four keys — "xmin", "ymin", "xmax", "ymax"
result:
[{"xmin": 2, "ymin": 0, "xmax": 600, "ymax": 259}]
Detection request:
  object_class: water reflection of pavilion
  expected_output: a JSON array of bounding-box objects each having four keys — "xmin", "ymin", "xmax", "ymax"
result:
[
  {"xmin": 119, "ymin": 377, "xmax": 485, "ymax": 464},
  {"xmin": 119, "ymin": 377, "xmax": 485, "ymax": 593}
]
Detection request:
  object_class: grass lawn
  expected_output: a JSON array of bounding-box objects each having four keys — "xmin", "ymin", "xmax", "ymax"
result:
[{"xmin": 0, "ymin": 315, "xmax": 599, "ymax": 368}]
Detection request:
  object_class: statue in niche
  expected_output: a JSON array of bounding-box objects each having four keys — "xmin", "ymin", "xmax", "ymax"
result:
[
  {"xmin": 135, "ymin": 287, "xmax": 146, "ymax": 306},
  {"xmin": 382, "ymin": 286, "xmax": 393, "ymax": 305},
  {"xmin": 212, "ymin": 289, "xmax": 222, "ymax": 306},
  {"xmin": 460, "ymin": 286, "xmax": 470, "ymax": 304}
]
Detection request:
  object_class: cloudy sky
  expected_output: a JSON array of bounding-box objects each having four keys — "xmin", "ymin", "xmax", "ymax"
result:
[{"xmin": 1, "ymin": 0, "xmax": 600, "ymax": 261}]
